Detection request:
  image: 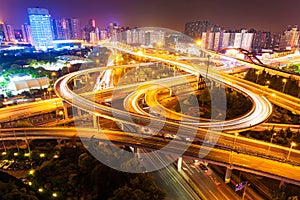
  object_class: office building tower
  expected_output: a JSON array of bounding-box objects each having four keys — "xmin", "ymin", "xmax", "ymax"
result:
[
  {"xmin": 21, "ymin": 23, "xmax": 33, "ymax": 44},
  {"xmin": 100, "ymin": 29, "xmax": 108, "ymax": 40},
  {"xmin": 279, "ymin": 25, "xmax": 299, "ymax": 50},
  {"xmin": 28, "ymin": 7, "xmax": 53, "ymax": 50},
  {"xmin": 68, "ymin": 18, "xmax": 81, "ymax": 40},
  {"xmin": 185, "ymin": 20, "xmax": 222, "ymax": 39},
  {"xmin": 0, "ymin": 22, "xmax": 15, "ymax": 42}
]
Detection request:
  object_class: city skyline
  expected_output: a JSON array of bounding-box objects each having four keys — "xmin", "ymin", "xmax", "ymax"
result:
[{"xmin": 1, "ymin": 0, "xmax": 300, "ymax": 32}]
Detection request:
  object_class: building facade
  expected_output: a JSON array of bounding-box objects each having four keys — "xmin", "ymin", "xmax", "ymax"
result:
[{"xmin": 28, "ymin": 7, "xmax": 53, "ymax": 50}]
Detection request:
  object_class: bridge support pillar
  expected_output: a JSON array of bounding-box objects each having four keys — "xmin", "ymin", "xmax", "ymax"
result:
[
  {"xmin": 57, "ymin": 139, "xmax": 63, "ymax": 149},
  {"xmin": 225, "ymin": 167, "xmax": 232, "ymax": 183},
  {"xmin": 196, "ymin": 73, "xmax": 200, "ymax": 90},
  {"xmin": 177, "ymin": 157, "xmax": 183, "ymax": 172},
  {"xmin": 93, "ymin": 115, "xmax": 98, "ymax": 129},
  {"xmin": 62, "ymin": 101, "xmax": 69, "ymax": 120},
  {"xmin": 133, "ymin": 147, "xmax": 140, "ymax": 158},
  {"xmin": 279, "ymin": 180, "xmax": 286, "ymax": 189},
  {"xmin": 73, "ymin": 78, "xmax": 77, "ymax": 87},
  {"xmin": 77, "ymin": 108, "xmax": 82, "ymax": 117}
]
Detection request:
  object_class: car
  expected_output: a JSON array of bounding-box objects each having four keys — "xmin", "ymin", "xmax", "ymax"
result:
[
  {"xmin": 199, "ymin": 163, "xmax": 208, "ymax": 172},
  {"xmin": 209, "ymin": 175, "xmax": 221, "ymax": 186},
  {"xmin": 0, "ymin": 160, "xmax": 8, "ymax": 169},
  {"xmin": 2, "ymin": 161, "xmax": 14, "ymax": 170}
]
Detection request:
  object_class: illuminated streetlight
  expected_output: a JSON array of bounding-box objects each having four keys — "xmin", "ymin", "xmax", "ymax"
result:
[
  {"xmin": 282, "ymin": 78, "xmax": 287, "ymax": 92},
  {"xmin": 29, "ymin": 169, "xmax": 35, "ymax": 175},
  {"xmin": 265, "ymin": 80, "xmax": 270, "ymax": 86},
  {"xmin": 137, "ymin": 50, "xmax": 143, "ymax": 56},
  {"xmin": 206, "ymin": 55, "xmax": 211, "ymax": 78},
  {"xmin": 267, "ymin": 133, "xmax": 276, "ymax": 155},
  {"xmin": 196, "ymin": 39, "xmax": 202, "ymax": 47},
  {"xmin": 38, "ymin": 188, "xmax": 43, "ymax": 192},
  {"xmin": 39, "ymin": 153, "xmax": 45, "ymax": 158},
  {"xmin": 53, "ymin": 154, "xmax": 59, "ymax": 159},
  {"xmin": 229, "ymin": 132, "xmax": 239, "ymax": 164},
  {"xmin": 58, "ymin": 110, "xmax": 64, "ymax": 120},
  {"xmin": 156, "ymin": 41, "xmax": 162, "ymax": 48},
  {"xmin": 287, "ymin": 142, "xmax": 296, "ymax": 161},
  {"xmin": 47, "ymin": 88, "xmax": 53, "ymax": 99},
  {"xmin": 233, "ymin": 132, "xmax": 239, "ymax": 150},
  {"xmin": 255, "ymin": 71, "xmax": 260, "ymax": 83},
  {"xmin": 52, "ymin": 192, "xmax": 58, "ymax": 197},
  {"xmin": 66, "ymin": 62, "xmax": 71, "ymax": 73}
]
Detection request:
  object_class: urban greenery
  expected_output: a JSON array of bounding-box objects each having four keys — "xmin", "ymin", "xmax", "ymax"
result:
[
  {"xmin": 26, "ymin": 141, "xmax": 165, "ymax": 200},
  {"xmin": 245, "ymin": 68, "xmax": 300, "ymax": 98}
]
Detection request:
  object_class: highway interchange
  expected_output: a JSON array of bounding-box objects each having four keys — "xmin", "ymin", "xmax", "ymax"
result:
[{"xmin": 2, "ymin": 39, "xmax": 300, "ymax": 198}]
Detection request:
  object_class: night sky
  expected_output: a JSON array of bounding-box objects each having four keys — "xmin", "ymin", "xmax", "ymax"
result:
[{"xmin": 1, "ymin": 0, "xmax": 300, "ymax": 32}]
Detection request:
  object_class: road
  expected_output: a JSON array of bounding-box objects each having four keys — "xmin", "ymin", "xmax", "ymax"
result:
[
  {"xmin": 0, "ymin": 98, "xmax": 62, "ymax": 123},
  {"xmin": 2, "ymin": 127, "xmax": 300, "ymax": 186}
]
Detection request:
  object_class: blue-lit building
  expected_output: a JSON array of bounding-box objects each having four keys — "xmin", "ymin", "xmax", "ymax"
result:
[{"xmin": 28, "ymin": 8, "xmax": 53, "ymax": 50}]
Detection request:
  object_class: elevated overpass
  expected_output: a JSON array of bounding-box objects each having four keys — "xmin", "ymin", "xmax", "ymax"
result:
[{"xmin": 2, "ymin": 127, "xmax": 300, "ymax": 186}]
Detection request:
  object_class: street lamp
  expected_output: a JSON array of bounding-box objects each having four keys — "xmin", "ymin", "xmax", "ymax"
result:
[
  {"xmin": 58, "ymin": 110, "xmax": 64, "ymax": 120},
  {"xmin": 255, "ymin": 71, "xmax": 260, "ymax": 83},
  {"xmin": 267, "ymin": 133, "xmax": 276, "ymax": 155},
  {"xmin": 206, "ymin": 55, "xmax": 211, "ymax": 78},
  {"xmin": 47, "ymin": 88, "xmax": 53, "ymax": 99},
  {"xmin": 233, "ymin": 132, "xmax": 239, "ymax": 150},
  {"xmin": 66, "ymin": 63, "xmax": 71, "ymax": 73},
  {"xmin": 287, "ymin": 142, "xmax": 296, "ymax": 161},
  {"xmin": 51, "ymin": 72, "xmax": 56, "ymax": 85},
  {"xmin": 229, "ymin": 132, "xmax": 239, "ymax": 164},
  {"xmin": 196, "ymin": 39, "xmax": 202, "ymax": 47},
  {"xmin": 265, "ymin": 80, "xmax": 270, "ymax": 86},
  {"xmin": 282, "ymin": 78, "xmax": 287, "ymax": 92}
]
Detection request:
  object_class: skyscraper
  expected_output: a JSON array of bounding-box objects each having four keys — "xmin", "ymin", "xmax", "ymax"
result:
[
  {"xmin": 68, "ymin": 18, "xmax": 81, "ymax": 40},
  {"xmin": 28, "ymin": 7, "xmax": 53, "ymax": 50},
  {"xmin": 21, "ymin": 23, "xmax": 33, "ymax": 45},
  {"xmin": 0, "ymin": 22, "xmax": 15, "ymax": 42},
  {"xmin": 184, "ymin": 20, "xmax": 222, "ymax": 39}
]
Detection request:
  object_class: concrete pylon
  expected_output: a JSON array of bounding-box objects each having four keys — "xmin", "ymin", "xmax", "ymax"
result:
[
  {"xmin": 225, "ymin": 167, "xmax": 233, "ymax": 183},
  {"xmin": 93, "ymin": 115, "xmax": 98, "ymax": 129},
  {"xmin": 177, "ymin": 157, "xmax": 183, "ymax": 172},
  {"xmin": 62, "ymin": 101, "xmax": 69, "ymax": 120},
  {"xmin": 196, "ymin": 73, "xmax": 200, "ymax": 90},
  {"xmin": 77, "ymin": 108, "xmax": 82, "ymax": 117}
]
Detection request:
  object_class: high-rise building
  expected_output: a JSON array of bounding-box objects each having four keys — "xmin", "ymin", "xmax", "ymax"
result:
[
  {"xmin": 51, "ymin": 18, "xmax": 82, "ymax": 40},
  {"xmin": 251, "ymin": 30, "xmax": 272, "ymax": 53},
  {"xmin": 0, "ymin": 22, "xmax": 15, "ymax": 42},
  {"xmin": 184, "ymin": 20, "xmax": 222, "ymax": 39},
  {"xmin": 100, "ymin": 29, "xmax": 108, "ymax": 40},
  {"xmin": 6, "ymin": 24, "xmax": 15, "ymax": 42},
  {"xmin": 202, "ymin": 29, "xmax": 254, "ymax": 51},
  {"xmin": 68, "ymin": 18, "xmax": 81, "ymax": 40},
  {"xmin": 52, "ymin": 18, "xmax": 70, "ymax": 40},
  {"xmin": 21, "ymin": 23, "xmax": 33, "ymax": 44},
  {"xmin": 28, "ymin": 7, "xmax": 53, "ymax": 50},
  {"xmin": 279, "ymin": 26, "xmax": 299, "ymax": 50},
  {"xmin": 83, "ymin": 19, "xmax": 97, "ymax": 42}
]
